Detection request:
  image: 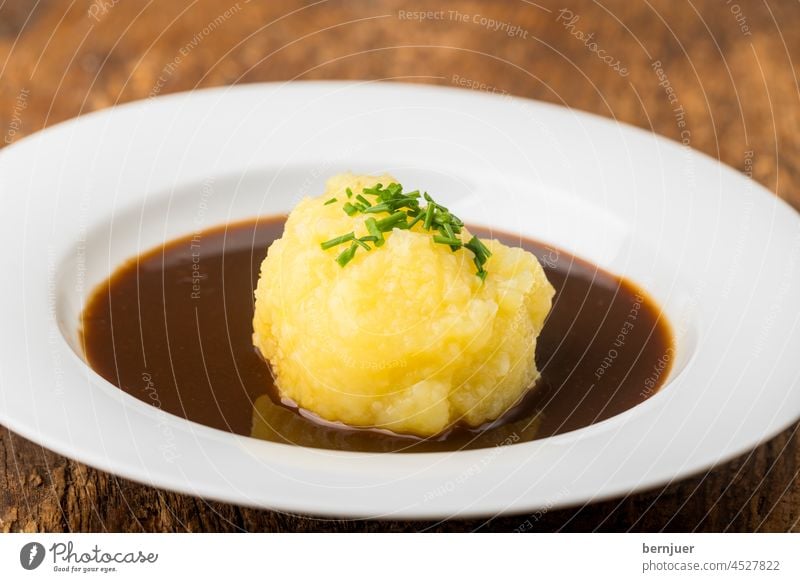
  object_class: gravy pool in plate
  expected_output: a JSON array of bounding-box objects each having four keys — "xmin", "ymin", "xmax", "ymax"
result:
[{"xmin": 80, "ymin": 215, "xmax": 673, "ymax": 453}]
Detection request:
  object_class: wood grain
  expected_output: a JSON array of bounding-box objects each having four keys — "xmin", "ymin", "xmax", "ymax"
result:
[{"xmin": 1, "ymin": 0, "xmax": 799, "ymax": 532}]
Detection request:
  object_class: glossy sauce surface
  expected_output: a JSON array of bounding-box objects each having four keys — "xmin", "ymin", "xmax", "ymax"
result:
[{"xmin": 81, "ymin": 217, "xmax": 674, "ymax": 452}]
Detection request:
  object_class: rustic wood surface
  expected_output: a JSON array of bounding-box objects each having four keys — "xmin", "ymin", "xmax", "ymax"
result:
[{"xmin": 1, "ymin": 0, "xmax": 799, "ymax": 532}]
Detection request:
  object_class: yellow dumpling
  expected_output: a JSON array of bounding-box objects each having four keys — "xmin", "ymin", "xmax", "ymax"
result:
[{"xmin": 252, "ymin": 173, "xmax": 554, "ymax": 437}]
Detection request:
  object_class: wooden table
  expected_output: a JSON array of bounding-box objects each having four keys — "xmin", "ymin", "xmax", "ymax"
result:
[{"xmin": 1, "ymin": 0, "xmax": 798, "ymax": 532}]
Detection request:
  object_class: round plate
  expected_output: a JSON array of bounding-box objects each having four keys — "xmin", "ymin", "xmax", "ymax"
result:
[{"xmin": 1, "ymin": 81, "xmax": 799, "ymax": 519}]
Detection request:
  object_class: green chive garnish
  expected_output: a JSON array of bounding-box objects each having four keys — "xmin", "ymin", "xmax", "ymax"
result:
[
  {"xmin": 363, "ymin": 202, "xmax": 392, "ymax": 214},
  {"xmin": 321, "ymin": 232, "xmax": 355, "ymax": 250},
  {"xmin": 465, "ymin": 235, "xmax": 492, "ymax": 260},
  {"xmin": 423, "ymin": 204, "xmax": 435, "ymax": 230},
  {"xmin": 385, "ymin": 183, "xmax": 402, "ymax": 197},
  {"xmin": 321, "ymin": 181, "xmax": 489, "ymax": 279},
  {"xmin": 376, "ymin": 211, "xmax": 407, "ymax": 231},
  {"xmin": 365, "ymin": 217, "xmax": 385, "ymax": 247},
  {"xmin": 433, "ymin": 235, "xmax": 462, "ymax": 247},
  {"xmin": 336, "ymin": 242, "xmax": 358, "ymax": 267},
  {"xmin": 362, "ymin": 184, "xmax": 383, "ymax": 195}
]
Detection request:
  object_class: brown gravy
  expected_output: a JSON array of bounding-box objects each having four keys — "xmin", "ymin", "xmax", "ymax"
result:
[{"xmin": 80, "ymin": 216, "xmax": 674, "ymax": 452}]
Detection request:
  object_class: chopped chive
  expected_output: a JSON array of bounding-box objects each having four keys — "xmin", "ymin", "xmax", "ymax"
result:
[
  {"xmin": 321, "ymin": 232, "xmax": 355, "ymax": 250},
  {"xmin": 354, "ymin": 238, "xmax": 371, "ymax": 250},
  {"xmin": 365, "ymin": 217, "xmax": 385, "ymax": 247},
  {"xmin": 407, "ymin": 213, "xmax": 424, "ymax": 229},
  {"xmin": 356, "ymin": 194, "xmax": 372, "ymax": 207},
  {"xmin": 362, "ymin": 184, "xmax": 383, "ymax": 195},
  {"xmin": 343, "ymin": 202, "xmax": 359, "ymax": 216},
  {"xmin": 388, "ymin": 196, "xmax": 421, "ymax": 208},
  {"xmin": 324, "ymin": 197, "xmax": 338, "ymax": 205},
  {"xmin": 386, "ymin": 183, "xmax": 402, "ymax": 196},
  {"xmin": 423, "ymin": 204, "xmax": 435, "ymax": 230},
  {"xmin": 346, "ymin": 187, "xmax": 354, "ymax": 198},
  {"xmin": 466, "ymin": 235, "xmax": 492, "ymax": 260},
  {"xmin": 475, "ymin": 237, "xmax": 492, "ymax": 257},
  {"xmin": 363, "ymin": 202, "xmax": 392, "ymax": 214},
  {"xmin": 376, "ymin": 211, "xmax": 407, "ymax": 231},
  {"xmin": 336, "ymin": 242, "xmax": 358, "ymax": 267},
  {"xmin": 443, "ymin": 223, "xmax": 456, "ymax": 239},
  {"xmin": 433, "ymin": 235, "xmax": 462, "ymax": 246}
]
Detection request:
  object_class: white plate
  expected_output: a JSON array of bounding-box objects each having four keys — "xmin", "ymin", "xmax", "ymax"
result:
[{"xmin": 1, "ymin": 81, "xmax": 799, "ymax": 519}]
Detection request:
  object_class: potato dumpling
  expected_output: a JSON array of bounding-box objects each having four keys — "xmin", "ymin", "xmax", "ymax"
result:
[{"xmin": 252, "ymin": 173, "xmax": 554, "ymax": 437}]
